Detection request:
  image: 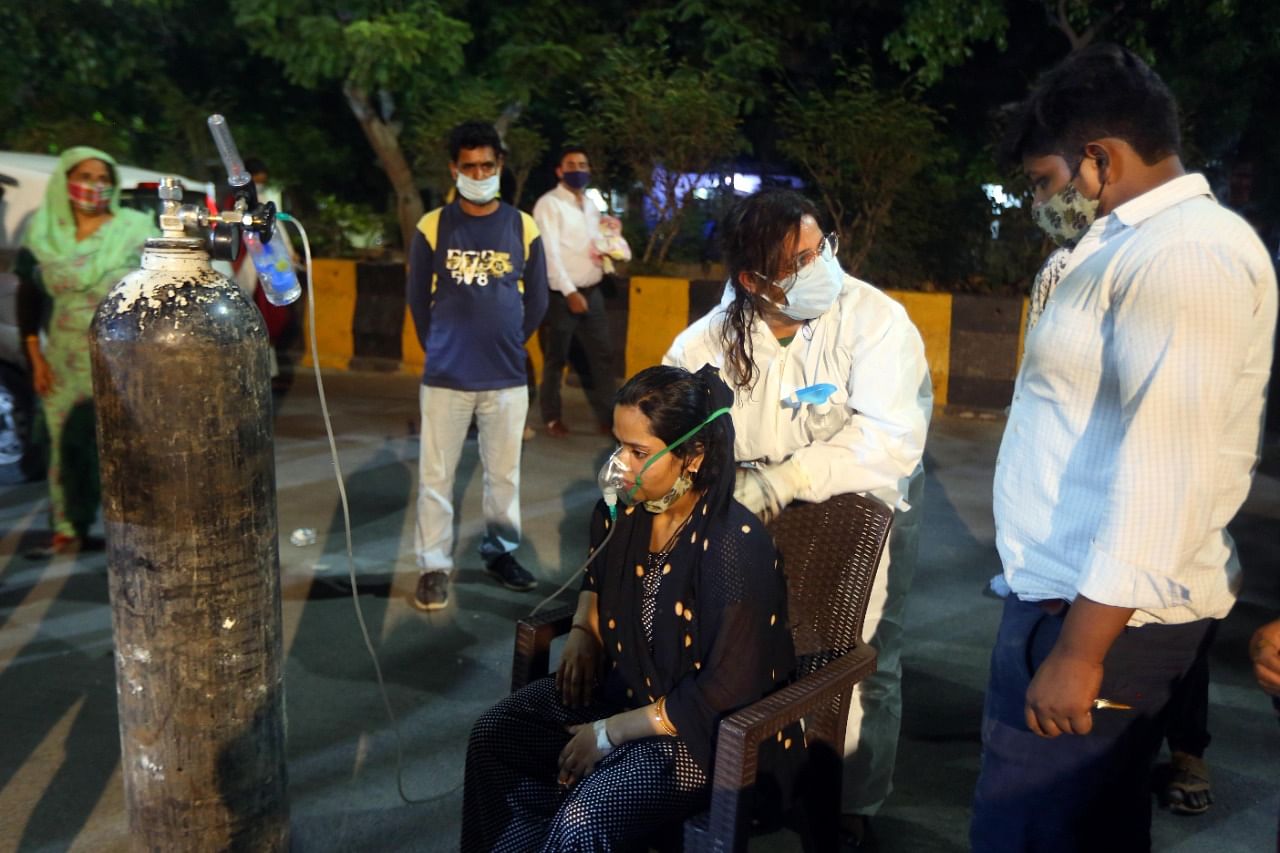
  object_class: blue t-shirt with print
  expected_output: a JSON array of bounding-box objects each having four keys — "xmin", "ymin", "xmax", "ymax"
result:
[{"xmin": 407, "ymin": 201, "xmax": 549, "ymax": 391}]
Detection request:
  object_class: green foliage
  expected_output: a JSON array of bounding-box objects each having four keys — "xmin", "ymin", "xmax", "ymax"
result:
[
  {"xmin": 779, "ymin": 67, "xmax": 943, "ymax": 275},
  {"xmin": 231, "ymin": 1, "xmax": 471, "ymax": 93},
  {"xmin": 305, "ymin": 193, "xmax": 389, "ymax": 257},
  {"xmin": 3, "ymin": 0, "xmax": 1275, "ymax": 289},
  {"xmin": 570, "ymin": 46, "xmax": 744, "ymax": 263},
  {"xmin": 504, "ymin": 125, "xmax": 550, "ymax": 209},
  {"xmin": 884, "ymin": 0, "xmax": 1009, "ymax": 84}
]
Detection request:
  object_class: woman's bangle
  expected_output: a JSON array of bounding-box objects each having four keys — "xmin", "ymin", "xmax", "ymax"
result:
[
  {"xmin": 654, "ymin": 696, "xmax": 678, "ymax": 737},
  {"xmin": 569, "ymin": 623, "xmax": 596, "ymax": 638}
]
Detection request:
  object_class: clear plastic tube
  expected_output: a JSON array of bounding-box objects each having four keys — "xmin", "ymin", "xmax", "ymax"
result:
[{"xmin": 207, "ymin": 114, "xmax": 250, "ymax": 187}]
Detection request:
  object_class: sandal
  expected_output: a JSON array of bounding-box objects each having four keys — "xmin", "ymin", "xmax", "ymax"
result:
[{"xmin": 1166, "ymin": 751, "xmax": 1213, "ymax": 815}]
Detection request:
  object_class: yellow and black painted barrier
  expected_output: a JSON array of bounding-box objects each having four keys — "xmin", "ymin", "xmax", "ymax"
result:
[{"xmin": 299, "ymin": 261, "xmax": 1029, "ymax": 411}]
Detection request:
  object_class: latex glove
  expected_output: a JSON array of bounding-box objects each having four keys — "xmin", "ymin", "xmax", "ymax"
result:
[{"xmin": 733, "ymin": 459, "xmax": 808, "ymax": 523}]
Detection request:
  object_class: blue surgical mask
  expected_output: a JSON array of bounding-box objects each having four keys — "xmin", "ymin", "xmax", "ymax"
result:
[
  {"xmin": 771, "ymin": 245, "xmax": 843, "ymax": 321},
  {"xmin": 562, "ymin": 171, "xmax": 590, "ymax": 191},
  {"xmin": 456, "ymin": 171, "xmax": 500, "ymax": 204}
]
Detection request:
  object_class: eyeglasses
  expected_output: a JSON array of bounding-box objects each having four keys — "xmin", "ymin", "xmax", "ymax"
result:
[{"xmin": 753, "ymin": 232, "xmax": 839, "ymax": 291}]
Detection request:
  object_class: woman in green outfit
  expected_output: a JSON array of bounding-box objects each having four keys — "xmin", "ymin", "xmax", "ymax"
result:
[{"xmin": 15, "ymin": 146, "xmax": 157, "ymax": 556}]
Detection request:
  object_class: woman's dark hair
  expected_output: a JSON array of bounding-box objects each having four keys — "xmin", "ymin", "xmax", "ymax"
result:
[
  {"xmin": 718, "ymin": 189, "xmax": 820, "ymax": 391},
  {"xmin": 998, "ymin": 43, "xmax": 1181, "ymax": 170},
  {"xmin": 448, "ymin": 121, "xmax": 505, "ymax": 162},
  {"xmin": 615, "ymin": 364, "xmax": 736, "ymax": 514}
]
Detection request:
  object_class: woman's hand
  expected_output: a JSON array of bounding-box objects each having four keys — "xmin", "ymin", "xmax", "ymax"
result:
[
  {"xmin": 28, "ymin": 348, "xmax": 53, "ymax": 397},
  {"xmin": 558, "ymin": 721, "xmax": 606, "ymax": 787},
  {"xmin": 557, "ymin": 626, "xmax": 601, "ymax": 708}
]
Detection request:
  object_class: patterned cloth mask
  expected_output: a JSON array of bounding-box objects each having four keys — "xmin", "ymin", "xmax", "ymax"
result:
[
  {"xmin": 66, "ymin": 180, "xmax": 112, "ymax": 214},
  {"xmin": 1031, "ymin": 181, "xmax": 1099, "ymax": 247}
]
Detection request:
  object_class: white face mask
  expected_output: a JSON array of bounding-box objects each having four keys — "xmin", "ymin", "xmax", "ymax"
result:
[
  {"xmin": 770, "ymin": 243, "xmax": 843, "ymax": 321},
  {"xmin": 456, "ymin": 171, "xmax": 500, "ymax": 204}
]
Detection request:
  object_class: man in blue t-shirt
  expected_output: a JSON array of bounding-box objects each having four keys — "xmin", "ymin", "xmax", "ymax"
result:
[{"xmin": 406, "ymin": 121, "xmax": 549, "ymax": 611}]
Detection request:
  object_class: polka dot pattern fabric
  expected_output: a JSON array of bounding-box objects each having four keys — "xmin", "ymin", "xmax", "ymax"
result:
[
  {"xmin": 461, "ymin": 677, "xmax": 708, "ymax": 852},
  {"xmin": 641, "ymin": 551, "xmax": 665, "ymax": 648}
]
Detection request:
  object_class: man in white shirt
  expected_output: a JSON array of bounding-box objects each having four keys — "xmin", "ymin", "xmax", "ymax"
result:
[
  {"xmin": 532, "ymin": 147, "xmax": 616, "ymax": 437},
  {"xmin": 971, "ymin": 45, "xmax": 1277, "ymax": 851}
]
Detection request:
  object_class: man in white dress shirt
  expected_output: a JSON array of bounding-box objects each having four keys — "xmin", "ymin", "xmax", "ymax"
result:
[
  {"xmin": 533, "ymin": 147, "xmax": 616, "ymax": 437},
  {"xmin": 970, "ymin": 45, "xmax": 1277, "ymax": 851}
]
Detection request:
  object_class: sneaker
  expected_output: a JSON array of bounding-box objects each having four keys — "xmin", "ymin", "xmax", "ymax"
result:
[
  {"xmin": 485, "ymin": 553, "xmax": 537, "ymax": 591},
  {"xmin": 412, "ymin": 571, "xmax": 450, "ymax": 611},
  {"xmin": 545, "ymin": 419, "xmax": 570, "ymax": 438}
]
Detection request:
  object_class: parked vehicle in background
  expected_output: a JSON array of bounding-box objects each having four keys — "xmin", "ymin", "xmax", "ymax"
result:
[{"xmin": 0, "ymin": 151, "xmax": 214, "ymax": 483}]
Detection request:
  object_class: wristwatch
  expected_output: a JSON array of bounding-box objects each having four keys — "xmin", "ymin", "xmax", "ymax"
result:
[{"xmin": 593, "ymin": 718, "xmax": 615, "ymax": 756}]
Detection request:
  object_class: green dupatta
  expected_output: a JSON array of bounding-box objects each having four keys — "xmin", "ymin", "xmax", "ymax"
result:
[{"xmin": 20, "ymin": 146, "xmax": 157, "ymax": 292}]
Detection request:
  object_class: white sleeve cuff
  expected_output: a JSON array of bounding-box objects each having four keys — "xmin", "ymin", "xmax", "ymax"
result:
[{"xmin": 1076, "ymin": 543, "xmax": 1192, "ymax": 611}]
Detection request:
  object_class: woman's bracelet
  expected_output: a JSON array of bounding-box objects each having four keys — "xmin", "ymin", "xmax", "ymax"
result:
[
  {"xmin": 569, "ymin": 623, "xmax": 596, "ymax": 639},
  {"xmin": 654, "ymin": 696, "xmax": 678, "ymax": 737}
]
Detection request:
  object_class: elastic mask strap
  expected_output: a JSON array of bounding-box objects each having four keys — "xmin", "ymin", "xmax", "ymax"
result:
[{"xmin": 628, "ymin": 406, "xmax": 732, "ymax": 503}]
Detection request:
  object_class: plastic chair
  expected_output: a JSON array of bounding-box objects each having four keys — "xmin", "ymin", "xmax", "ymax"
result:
[{"xmin": 510, "ymin": 492, "xmax": 894, "ymax": 851}]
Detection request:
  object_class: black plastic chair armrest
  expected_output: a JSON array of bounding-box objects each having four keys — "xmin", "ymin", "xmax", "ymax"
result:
[
  {"xmin": 686, "ymin": 643, "xmax": 878, "ymax": 852},
  {"xmin": 511, "ymin": 605, "xmax": 575, "ymax": 692}
]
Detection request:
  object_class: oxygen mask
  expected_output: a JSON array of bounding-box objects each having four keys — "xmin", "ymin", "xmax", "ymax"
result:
[{"xmin": 597, "ymin": 448, "xmax": 635, "ymax": 519}]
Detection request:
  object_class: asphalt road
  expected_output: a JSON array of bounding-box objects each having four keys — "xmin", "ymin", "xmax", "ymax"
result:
[{"xmin": 0, "ymin": 370, "xmax": 1275, "ymax": 852}]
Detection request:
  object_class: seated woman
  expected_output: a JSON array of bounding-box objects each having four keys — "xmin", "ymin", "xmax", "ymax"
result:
[{"xmin": 462, "ymin": 364, "xmax": 798, "ymax": 852}]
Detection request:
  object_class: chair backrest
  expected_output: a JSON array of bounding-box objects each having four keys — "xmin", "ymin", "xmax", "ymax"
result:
[{"xmin": 766, "ymin": 493, "xmax": 893, "ymax": 677}]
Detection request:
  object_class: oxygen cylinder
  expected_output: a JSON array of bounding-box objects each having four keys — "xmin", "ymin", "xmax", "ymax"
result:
[{"xmin": 89, "ymin": 236, "xmax": 288, "ymax": 852}]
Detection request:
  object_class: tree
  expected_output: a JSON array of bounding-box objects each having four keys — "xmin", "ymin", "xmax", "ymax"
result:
[
  {"xmin": 503, "ymin": 125, "xmax": 549, "ymax": 209},
  {"xmin": 570, "ymin": 46, "xmax": 744, "ymax": 264},
  {"xmin": 778, "ymin": 67, "xmax": 943, "ymax": 275},
  {"xmin": 230, "ymin": 1, "xmax": 471, "ymax": 250}
]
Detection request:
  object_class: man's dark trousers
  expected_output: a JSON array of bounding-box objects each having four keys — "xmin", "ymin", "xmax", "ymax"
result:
[
  {"xmin": 970, "ymin": 596, "xmax": 1211, "ymax": 852},
  {"xmin": 539, "ymin": 286, "xmax": 615, "ymax": 429}
]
